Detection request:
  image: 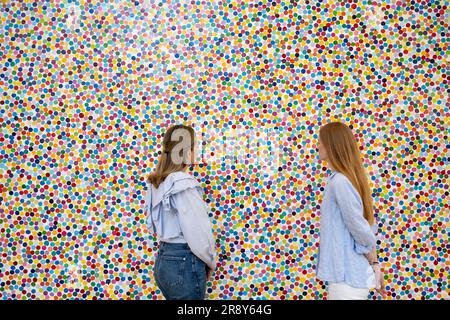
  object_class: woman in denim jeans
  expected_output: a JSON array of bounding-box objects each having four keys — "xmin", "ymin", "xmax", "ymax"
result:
[{"xmin": 145, "ymin": 125, "xmax": 216, "ymax": 300}]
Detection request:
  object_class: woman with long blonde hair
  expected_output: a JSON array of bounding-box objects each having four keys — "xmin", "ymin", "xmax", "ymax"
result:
[
  {"xmin": 316, "ymin": 122, "xmax": 386, "ymax": 300},
  {"xmin": 145, "ymin": 124, "xmax": 216, "ymax": 300}
]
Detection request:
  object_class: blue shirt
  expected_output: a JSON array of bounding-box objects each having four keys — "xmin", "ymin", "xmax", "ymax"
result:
[
  {"xmin": 316, "ymin": 171, "xmax": 377, "ymax": 289},
  {"xmin": 144, "ymin": 171, "xmax": 216, "ymax": 269}
]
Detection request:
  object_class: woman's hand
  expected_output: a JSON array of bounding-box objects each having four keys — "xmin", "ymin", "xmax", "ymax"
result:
[
  {"xmin": 206, "ymin": 267, "xmax": 213, "ymax": 280},
  {"xmin": 372, "ymin": 264, "xmax": 387, "ymax": 297}
]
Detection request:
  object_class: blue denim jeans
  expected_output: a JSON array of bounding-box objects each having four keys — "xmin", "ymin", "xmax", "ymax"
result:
[{"xmin": 154, "ymin": 242, "xmax": 207, "ymax": 300}]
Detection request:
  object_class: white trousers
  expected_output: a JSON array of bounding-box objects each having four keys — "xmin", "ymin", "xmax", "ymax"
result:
[{"xmin": 328, "ymin": 282, "xmax": 369, "ymax": 300}]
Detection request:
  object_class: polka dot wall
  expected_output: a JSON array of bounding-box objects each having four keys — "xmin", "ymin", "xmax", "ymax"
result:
[{"xmin": 0, "ymin": 0, "xmax": 448, "ymax": 300}]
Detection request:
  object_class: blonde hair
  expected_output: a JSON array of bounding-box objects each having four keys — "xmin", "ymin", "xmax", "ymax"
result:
[
  {"xmin": 147, "ymin": 124, "xmax": 195, "ymax": 189},
  {"xmin": 319, "ymin": 122, "xmax": 374, "ymax": 225}
]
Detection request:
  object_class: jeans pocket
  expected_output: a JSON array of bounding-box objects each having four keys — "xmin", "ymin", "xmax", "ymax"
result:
[{"xmin": 157, "ymin": 255, "xmax": 187, "ymax": 290}]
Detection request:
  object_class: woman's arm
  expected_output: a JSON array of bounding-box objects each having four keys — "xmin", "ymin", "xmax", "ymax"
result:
[
  {"xmin": 144, "ymin": 184, "xmax": 156, "ymax": 235},
  {"xmin": 171, "ymin": 187, "xmax": 216, "ymax": 270},
  {"xmin": 332, "ymin": 175, "xmax": 377, "ymax": 253}
]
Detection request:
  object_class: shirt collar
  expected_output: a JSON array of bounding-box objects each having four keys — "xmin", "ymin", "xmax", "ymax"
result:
[{"xmin": 149, "ymin": 171, "xmax": 201, "ymax": 209}]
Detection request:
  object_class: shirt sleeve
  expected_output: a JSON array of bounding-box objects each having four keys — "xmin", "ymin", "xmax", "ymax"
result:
[
  {"xmin": 332, "ymin": 174, "xmax": 376, "ymax": 254},
  {"xmin": 171, "ymin": 187, "xmax": 216, "ymax": 269},
  {"xmin": 144, "ymin": 182, "xmax": 156, "ymax": 235}
]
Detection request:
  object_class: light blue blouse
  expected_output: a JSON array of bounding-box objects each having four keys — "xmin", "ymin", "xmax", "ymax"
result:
[
  {"xmin": 144, "ymin": 171, "xmax": 216, "ymax": 269},
  {"xmin": 316, "ymin": 171, "xmax": 378, "ymax": 289}
]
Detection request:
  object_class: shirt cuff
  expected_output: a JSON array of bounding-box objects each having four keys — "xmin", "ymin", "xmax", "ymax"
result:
[{"xmin": 354, "ymin": 242, "xmax": 373, "ymax": 254}]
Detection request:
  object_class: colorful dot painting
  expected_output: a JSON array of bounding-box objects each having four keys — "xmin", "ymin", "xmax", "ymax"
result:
[{"xmin": 0, "ymin": 0, "xmax": 449, "ymax": 300}]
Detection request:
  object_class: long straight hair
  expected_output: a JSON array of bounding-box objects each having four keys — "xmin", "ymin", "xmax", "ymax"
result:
[
  {"xmin": 147, "ymin": 124, "xmax": 195, "ymax": 189},
  {"xmin": 319, "ymin": 122, "xmax": 374, "ymax": 225}
]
